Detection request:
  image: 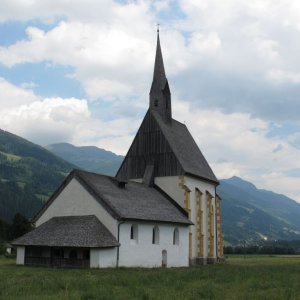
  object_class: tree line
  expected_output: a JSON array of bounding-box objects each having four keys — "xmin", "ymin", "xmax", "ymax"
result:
[
  {"xmin": 224, "ymin": 240, "xmax": 300, "ymax": 255},
  {"xmin": 0, "ymin": 213, "xmax": 32, "ymax": 254}
]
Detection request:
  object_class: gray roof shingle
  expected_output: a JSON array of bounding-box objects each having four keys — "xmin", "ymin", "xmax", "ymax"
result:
[
  {"xmin": 33, "ymin": 170, "xmax": 192, "ymax": 226},
  {"xmin": 76, "ymin": 170, "xmax": 192, "ymax": 225},
  {"xmin": 12, "ymin": 215, "xmax": 119, "ymax": 248}
]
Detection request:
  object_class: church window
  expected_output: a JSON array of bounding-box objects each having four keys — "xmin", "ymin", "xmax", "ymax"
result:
[
  {"xmin": 152, "ymin": 226, "xmax": 159, "ymax": 244},
  {"xmin": 154, "ymin": 99, "xmax": 158, "ymax": 107},
  {"xmin": 130, "ymin": 224, "xmax": 138, "ymax": 241},
  {"xmin": 173, "ymin": 228, "xmax": 179, "ymax": 245}
]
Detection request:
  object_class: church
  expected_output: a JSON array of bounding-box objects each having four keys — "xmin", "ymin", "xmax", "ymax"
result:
[{"xmin": 13, "ymin": 31, "xmax": 224, "ymax": 268}]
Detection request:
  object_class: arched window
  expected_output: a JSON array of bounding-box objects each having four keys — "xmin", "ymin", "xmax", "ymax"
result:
[
  {"xmin": 130, "ymin": 224, "xmax": 138, "ymax": 241},
  {"xmin": 154, "ymin": 99, "xmax": 158, "ymax": 107},
  {"xmin": 173, "ymin": 228, "xmax": 179, "ymax": 245},
  {"xmin": 152, "ymin": 226, "xmax": 159, "ymax": 244}
]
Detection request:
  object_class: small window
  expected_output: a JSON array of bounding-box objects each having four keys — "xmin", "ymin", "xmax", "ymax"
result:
[
  {"xmin": 130, "ymin": 224, "xmax": 138, "ymax": 241},
  {"xmin": 152, "ymin": 226, "xmax": 159, "ymax": 244},
  {"xmin": 154, "ymin": 99, "xmax": 158, "ymax": 107},
  {"xmin": 173, "ymin": 228, "xmax": 179, "ymax": 245}
]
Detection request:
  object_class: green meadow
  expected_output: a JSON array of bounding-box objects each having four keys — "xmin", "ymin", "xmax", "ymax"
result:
[{"xmin": 0, "ymin": 255, "xmax": 299, "ymax": 300}]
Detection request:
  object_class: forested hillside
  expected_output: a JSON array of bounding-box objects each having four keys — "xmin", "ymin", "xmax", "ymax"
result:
[
  {"xmin": 1, "ymin": 129, "xmax": 300, "ymax": 246},
  {"xmin": 46, "ymin": 143, "xmax": 123, "ymax": 176},
  {"xmin": 47, "ymin": 142, "xmax": 300, "ymax": 245},
  {"xmin": 0, "ymin": 129, "xmax": 74, "ymax": 220},
  {"xmin": 219, "ymin": 177, "xmax": 300, "ymax": 245}
]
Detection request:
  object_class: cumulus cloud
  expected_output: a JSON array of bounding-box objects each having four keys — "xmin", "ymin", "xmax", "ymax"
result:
[
  {"xmin": 0, "ymin": 0, "xmax": 300, "ymax": 202},
  {"xmin": 0, "ymin": 20, "xmax": 156, "ymax": 103},
  {"xmin": 0, "ymin": 77, "xmax": 40, "ymax": 108},
  {"xmin": 170, "ymin": 0, "xmax": 300, "ymax": 121},
  {"xmin": 0, "ymin": 78, "xmax": 139, "ymax": 152},
  {"xmin": 267, "ymin": 69, "xmax": 300, "ymax": 84},
  {"xmin": 0, "ymin": 0, "xmax": 300, "ymax": 123},
  {"xmin": 172, "ymin": 98, "xmax": 300, "ymax": 201}
]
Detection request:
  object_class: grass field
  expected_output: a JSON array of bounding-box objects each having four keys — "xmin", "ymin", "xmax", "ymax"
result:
[{"xmin": 0, "ymin": 255, "xmax": 299, "ymax": 300}]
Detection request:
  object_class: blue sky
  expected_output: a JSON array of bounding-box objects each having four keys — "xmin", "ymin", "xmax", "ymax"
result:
[{"xmin": 0, "ymin": 0, "xmax": 299, "ymax": 201}]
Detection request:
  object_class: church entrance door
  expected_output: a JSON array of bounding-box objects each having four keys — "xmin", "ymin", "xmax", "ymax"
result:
[{"xmin": 162, "ymin": 250, "xmax": 167, "ymax": 267}]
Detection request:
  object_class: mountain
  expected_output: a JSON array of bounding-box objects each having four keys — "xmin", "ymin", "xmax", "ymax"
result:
[
  {"xmin": 46, "ymin": 143, "xmax": 124, "ymax": 176},
  {"xmin": 42, "ymin": 142, "xmax": 300, "ymax": 245},
  {"xmin": 2, "ymin": 131, "xmax": 299, "ymax": 245},
  {"xmin": 218, "ymin": 176, "xmax": 300, "ymax": 245},
  {"xmin": 0, "ymin": 129, "xmax": 74, "ymax": 221}
]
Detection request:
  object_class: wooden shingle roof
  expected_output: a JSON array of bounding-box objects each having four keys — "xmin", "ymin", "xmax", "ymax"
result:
[
  {"xmin": 12, "ymin": 215, "xmax": 119, "ymax": 248},
  {"xmin": 33, "ymin": 170, "xmax": 192, "ymax": 226}
]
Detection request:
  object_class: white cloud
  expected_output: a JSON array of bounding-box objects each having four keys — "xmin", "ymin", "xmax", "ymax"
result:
[
  {"xmin": 172, "ymin": 98, "xmax": 300, "ymax": 202},
  {"xmin": 0, "ymin": 79, "xmax": 139, "ymax": 153},
  {"xmin": 267, "ymin": 69, "xmax": 300, "ymax": 84},
  {"xmin": 0, "ymin": 20, "xmax": 156, "ymax": 101},
  {"xmin": 0, "ymin": 97, "xmax": 90, "ymax": 144},
  {"xmin": 187, "ymin": 32, "xmax": 221, "ymax": 56},
  {"xmin": 83, "ymin": 78, "xmax": 133, "ymax": 101},
  {"xmin": 0, "ymin": 0, "xmax": 300, "ymax": 202},
  {"xmin": 0, "ymin": 77, "xmax": 40, "ymax": 108},
  {"xmin": 260, "ymin": 173, "xmax": 300, "ymax": 202}
]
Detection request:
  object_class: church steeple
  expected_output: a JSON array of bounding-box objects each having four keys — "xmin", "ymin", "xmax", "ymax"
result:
[{"xmin": 149, "ymin": 29, "xmax": 172, "ymax": 122}]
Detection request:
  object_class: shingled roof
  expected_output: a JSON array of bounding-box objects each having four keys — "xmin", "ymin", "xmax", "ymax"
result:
[
  {"xmin": 152, "ymin": 110, "xmax": 218, "ymax": 183},
  {"xmin": 33, "ymin": 170, "xmax": 192, "ymax": 225},
  {"xmin": 12, "ymin": 215, "xmax": 119, "ymax": 248}
]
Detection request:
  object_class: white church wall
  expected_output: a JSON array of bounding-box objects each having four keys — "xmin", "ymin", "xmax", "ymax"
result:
[
  {"xmin": 90, "ymin": 248, "xmax": 117, "ymax": 268},
  {"xmin": 118, "ymin": 221, "xmax": 189, "ymax": 267},
  {"xmin": 36, "ymin": 178, "xmax": 118, "ymax": 236},
  {"xmin": 155, "ymin": 176, "xmax": 185, "ymax": 207},
  {"xmin": 155, "ymin": 175, "xmax": 217, "ymax": 260},
  {"xmin": 90, "ymin": 248, "xmax": 101, "ymax": 268},
  {"xmin": 99, "ymin": 248, "xmax": 117, "ymax": 268},
  {"xmin": 16, "ymin": 246, "xmax": 25, "ymax": 265}
]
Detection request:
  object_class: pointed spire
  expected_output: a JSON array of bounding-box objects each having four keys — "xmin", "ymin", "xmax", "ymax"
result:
[
  {"xmin": 150, "ymin": 29, "xmax": 172, "ymax": 122},
  {"xmin": 153, "ymin": 29, "xmax": 166, "ymax": 84}
]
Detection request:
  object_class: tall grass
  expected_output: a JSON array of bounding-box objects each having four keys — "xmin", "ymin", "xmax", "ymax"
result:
[{"xmin": 0, "ymin": 256, "xmax": 299, "ymax": 300}]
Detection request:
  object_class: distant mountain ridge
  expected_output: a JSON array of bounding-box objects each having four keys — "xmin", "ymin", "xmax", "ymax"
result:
[
  {"xmin": 46, "ymin": 143, "xmax": 124, "ymax": 176},
  {"xmin": 1, "ymin": 131, "xmax": 299, "ymax": 246},
  {"xmin": 46, "ymin": 142, "xmax": 300, "ymax": 245},
  {"xmin": 218, "ymin": 177, "xmax": 300, "ymax": 245},
  {"xmin": 0, "ymin": 129, "xmax": 74, "ymax": 221}
]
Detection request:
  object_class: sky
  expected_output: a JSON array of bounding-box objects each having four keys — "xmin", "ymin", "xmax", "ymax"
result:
[{"xmin": 0, "ymin": 0, "xmax": 300, "ymax": 202}]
